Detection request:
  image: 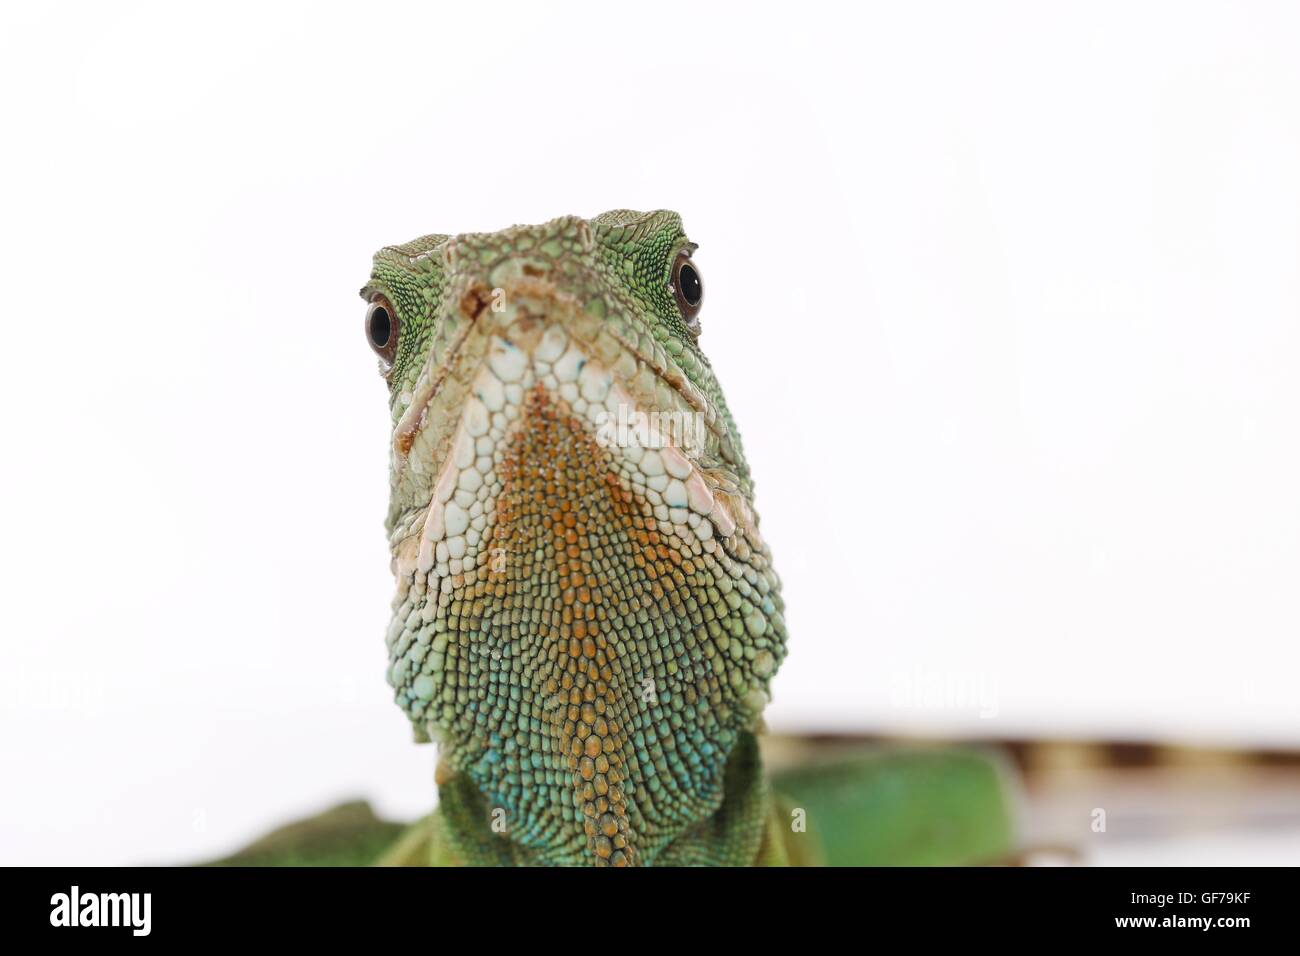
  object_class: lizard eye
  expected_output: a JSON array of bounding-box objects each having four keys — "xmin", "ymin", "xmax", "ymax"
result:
[
  {"xmin": 366, "ymin": 294, "xmax": 399, "ymax": 370},
  {"xmin": 670, "ymin": 251, "xmax": 703, "ymax": 332}
]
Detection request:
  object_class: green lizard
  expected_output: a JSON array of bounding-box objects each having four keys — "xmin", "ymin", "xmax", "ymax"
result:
[
  {"xmin": 363, "ymin": 211, "xmax": 790, "ymax": 866},
  {"xmin": 194, "ymin": 210, "xmax": 1012, "ymax": 868},
  {"xmin": 340, "ymin": 211, "xmax": 1017, "ymax": 868}
]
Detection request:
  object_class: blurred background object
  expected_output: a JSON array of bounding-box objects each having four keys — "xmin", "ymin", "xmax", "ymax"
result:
[{"xmin": 767, "ymin": 735, "xmax": 1300, "ymax": 866}]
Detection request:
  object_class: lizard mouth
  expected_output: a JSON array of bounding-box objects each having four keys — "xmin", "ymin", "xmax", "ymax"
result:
[
  {"xmin": 390, "ymin": 272, "xmax": 728, "ymax": 475},
  {"xmin": 385, "ymin": 268, "xmax": 760, "ymax": 585}
]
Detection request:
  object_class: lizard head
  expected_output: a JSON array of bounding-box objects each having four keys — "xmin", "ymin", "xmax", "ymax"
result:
[{"xmin": 361, "ymin": 211, "xmax": 786, "ymax": 865}]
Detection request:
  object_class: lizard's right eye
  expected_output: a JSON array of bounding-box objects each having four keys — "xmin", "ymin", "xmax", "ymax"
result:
[
  {"xmin": 366, "ymin": 294, "xmax": 399, "ymax": 370},
  {"xmin": 669, "ymin": 251, "xmax": 703, "ymax": 334}
]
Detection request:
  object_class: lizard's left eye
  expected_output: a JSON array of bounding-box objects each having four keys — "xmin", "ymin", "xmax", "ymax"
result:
[
  {"xmin": 366, "ymin": 294, "xmax": 399, "ymax": 370},
  {"xmin": 670, "ymin": 251, "xmax": 703, "ymax": 333}
]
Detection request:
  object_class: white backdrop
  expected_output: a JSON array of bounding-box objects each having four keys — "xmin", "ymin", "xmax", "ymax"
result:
[{"xmin": 2, "ymin": 1, "xmax": 1298, "ymax": 865}]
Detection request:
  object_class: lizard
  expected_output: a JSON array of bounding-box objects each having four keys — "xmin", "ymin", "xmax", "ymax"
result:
[
  {"xmin": 185, "ymin": 211, "xmax": 1020, "ymax": 869},
  {"xmin": 349, "ymin": 211, "xmax": 1021, "ymax": 869},
  {"xmin": 361, "ymin": 211, "xmax": 793, "ymax": 866}
]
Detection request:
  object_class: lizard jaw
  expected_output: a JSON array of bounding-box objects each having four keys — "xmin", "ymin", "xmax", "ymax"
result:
[
  {"xmin": 391, "ymin": 331, "xmax": 757, "ymax": 592},
  {"xmin": 387, "ymin": 266, "xmax": 763, "ymax": 588}
]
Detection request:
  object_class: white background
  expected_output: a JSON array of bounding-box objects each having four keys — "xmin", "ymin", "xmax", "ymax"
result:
[{"xmin": 2, "ymin": 1, "xmax": 1298, "ymax": 865}]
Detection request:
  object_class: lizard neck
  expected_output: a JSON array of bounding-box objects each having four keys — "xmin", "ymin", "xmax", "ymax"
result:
[
  {"xmin": 440, "ymin": 385, "xmax": 745, "ymax": 865},
  {"xmin": 394, "ymin": 383, "xmax": 783, "ymax": 865}
]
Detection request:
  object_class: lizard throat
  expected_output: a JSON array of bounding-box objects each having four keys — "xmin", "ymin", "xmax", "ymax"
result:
[
  {"xmin": 478, "ymin": 385, "xmax": 652, "ymax": 866},
  {"xmin": 385, "ymin": 327, "xmax": 785, "ymax": 865}
]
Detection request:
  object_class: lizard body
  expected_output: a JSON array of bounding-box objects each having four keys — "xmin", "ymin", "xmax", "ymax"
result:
[{"xmin": 363, "ymin": 212, "xmax": 789, "ymax": 866}]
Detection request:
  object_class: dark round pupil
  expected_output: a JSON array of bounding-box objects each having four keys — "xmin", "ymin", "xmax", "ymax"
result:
[
  {"xmin": 369, "ymin": 306, "xmax": 391, "ymax": 347},
  {"xmin": 677, "ymin": 262, "xmax": 702, "ymax": 306}
]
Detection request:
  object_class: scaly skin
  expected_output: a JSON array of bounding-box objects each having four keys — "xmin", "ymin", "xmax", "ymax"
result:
[{"xmin": 363, "ymin": 211, "xmax": 788, "ymax": 866}]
